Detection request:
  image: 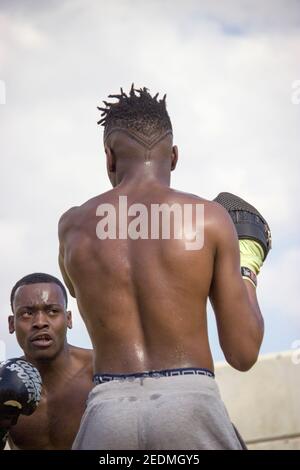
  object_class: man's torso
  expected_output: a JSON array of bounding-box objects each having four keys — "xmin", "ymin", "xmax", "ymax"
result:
[
  {"xmin": 9, "ymin": 347, "xmax": 93, "ymax": 449},
  {"xmin": 60, "ymin": 184, "xmax": 218, "ymax": 374}
]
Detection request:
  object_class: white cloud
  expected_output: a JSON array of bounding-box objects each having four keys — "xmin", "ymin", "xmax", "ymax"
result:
[
  {"xmin": 0, "ymin": 0, "xmax": 299, "ymax": 358},
  {"xmin": 260, "ymin": 248, "xmax": 300, "ymax": 323}
]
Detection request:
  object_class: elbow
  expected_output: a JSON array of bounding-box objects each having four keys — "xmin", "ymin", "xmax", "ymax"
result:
[
  {"xmin": 229, "ymin": 358, "xmax": 257, "ymax": 372},
  {"xmin": 221, "ymin": 323, "xmax": 264, "ymax": 372},
  {"xmin": 224, "ymin": 349, "xmax": 260, "ymax": 372}
]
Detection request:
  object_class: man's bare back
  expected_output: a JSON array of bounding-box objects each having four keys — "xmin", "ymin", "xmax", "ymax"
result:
[
  {"xmin": 59, "ymin": 89, "xmax": 263, "ymax": 377},
  {"xmin": 59, "ymin": 185, "xmax": 219, "ymax": 374}
]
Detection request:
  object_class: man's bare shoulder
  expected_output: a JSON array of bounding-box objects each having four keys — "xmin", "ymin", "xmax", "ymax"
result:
[
  {"xmin": 169, "ymin": 188, "xmax": 234, "ymax": 234},
  {"xmin": 58, "ymin": 206, "xmax": 80, "ymax": 236},
  {"xmin": 68, "ymin": 345, "xmax": 93, "ymax": 376},
  {"xmin": 207, "ymin": 198, "xmax": 237, "ymax": 231},
  {"xmin": 69, "ymin": 344, "xmax": 93, "ymax": 361},
  {"xmin": 59, "ymin": 190, "xmax": 116, "ymax": 229},
  {"xmin": 169, "ymin": 188, "xmax": 224, "ymax": 212}
]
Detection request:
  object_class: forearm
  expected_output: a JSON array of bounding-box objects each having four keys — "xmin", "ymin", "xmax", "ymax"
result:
[
  {"xmin": 243, "ymin": 279, "xmax": 264, "ymax": 344},
  {"xmin": 212, "ymin": 192, "xmax": 270, "ymax": 371}
]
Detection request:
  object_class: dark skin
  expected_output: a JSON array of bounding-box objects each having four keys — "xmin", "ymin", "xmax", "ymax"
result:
[
  {"xmin": 59, "ymin": 130, "xmax": 264, "ymax": 375},
  {"xmin": 4, "ymin": 282, "xmax": 93, "ymax": 450}
]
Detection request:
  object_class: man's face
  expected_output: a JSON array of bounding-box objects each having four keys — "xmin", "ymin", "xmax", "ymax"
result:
[{"xmin": 9, "ymin": 283, "xmax": 72, "ymax": 361}]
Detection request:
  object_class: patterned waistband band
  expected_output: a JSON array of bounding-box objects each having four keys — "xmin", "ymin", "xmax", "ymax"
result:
[{"xmin": 93, "ymin": 367, "xmax": 215, "ymax": 385}]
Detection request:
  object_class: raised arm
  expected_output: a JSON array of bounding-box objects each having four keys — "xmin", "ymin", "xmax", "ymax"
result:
[{"xmin": 209, "ymin": 202, "xmax": 264, "ymax": 371}]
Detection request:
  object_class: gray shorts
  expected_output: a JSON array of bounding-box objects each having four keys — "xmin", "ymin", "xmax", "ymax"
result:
[{"xmin": 72, "ymin": 373, "xmax": 245, "ymax": 450}]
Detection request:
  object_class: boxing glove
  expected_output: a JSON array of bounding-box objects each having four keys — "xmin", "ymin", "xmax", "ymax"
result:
[
  {"xmin": 0, "ymin": 358, "xmax": 42, "ymax": 449},
  {"xmin": 214, "ymin": 192, "xmax": 272, "ymax": 287}
]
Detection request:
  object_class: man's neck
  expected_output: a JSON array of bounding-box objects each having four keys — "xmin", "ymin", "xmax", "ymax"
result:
[
  {"xmin": 25, "ymin": 344, "xmax": 72, "ymax": 389},
  {"xmin": 116, "ymin": 161, "xmax": 171, "ymax": 188}
]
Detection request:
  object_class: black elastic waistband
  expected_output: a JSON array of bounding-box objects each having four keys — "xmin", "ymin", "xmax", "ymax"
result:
[{"xmin": 93, "ymin": 367, "xmax": 214, "ymax": 385}]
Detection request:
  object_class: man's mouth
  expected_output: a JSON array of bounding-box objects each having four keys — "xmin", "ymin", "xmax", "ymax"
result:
[{"xmin": 30, "ymin": 334, "xmax": 53, "ymax": 348}]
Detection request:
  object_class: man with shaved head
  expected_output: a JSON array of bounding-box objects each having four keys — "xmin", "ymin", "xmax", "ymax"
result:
[
  {"xmin": 0, "ymin": 273, "xmax": 93, "ymax": 449},
  {"xmin": 59, "ymin": 85, "xmax": 270, "ymax": 449}
]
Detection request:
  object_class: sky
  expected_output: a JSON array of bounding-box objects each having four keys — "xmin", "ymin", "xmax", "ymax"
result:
[{"xmin": 0, "ymin": 0, "xmax": 299, "ymax": 363}]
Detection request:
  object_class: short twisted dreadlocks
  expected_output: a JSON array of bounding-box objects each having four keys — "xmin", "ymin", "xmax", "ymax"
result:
[{"xmin": 97, "ymin": 84, "xmax": 173, "ymax": 149}]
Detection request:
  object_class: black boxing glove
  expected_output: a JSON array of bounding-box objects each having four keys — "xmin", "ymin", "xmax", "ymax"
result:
[
  {"xmin": 0, "ymin": 358, "xmax": 42, "ymax": 449},
  {"xmin": 213, "ymin": 192, "xmax": 271, "ymax": 259},
  {"xmin": 213, "ymin": 192, "xmax": 272, "ymax": 287}
]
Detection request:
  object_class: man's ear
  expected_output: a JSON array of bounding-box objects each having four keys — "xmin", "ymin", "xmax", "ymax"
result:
[
  {"xmin": 66, "ymin": 311, "xmax": 72, "ymax": 329},
  {"xmin": 105, "ymin": 145, "xmax": 116, "ymax": 173},
  {"xmin": 8, "ymin": 315, "xmax": 15, "ymax": 334},
  {"xmin": 105, "ymin": 145, "xmax": 117, "ymax": 187},
  {"xmin": 171, "ymin": 145, "xmax": 178, "ymax": 171}
]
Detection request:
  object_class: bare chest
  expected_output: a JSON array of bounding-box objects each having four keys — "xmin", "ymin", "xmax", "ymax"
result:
[{"xmin": 9, "ymin": 382, "xmax": 90, "ymax": 450}]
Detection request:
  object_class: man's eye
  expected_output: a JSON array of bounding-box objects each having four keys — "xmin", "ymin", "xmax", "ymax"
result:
[
  {"xmin": 21, "ymin": 311, "xmax": 32, "ymax": 318},
  {"xmin": 49, "ymin": 309, "xmax": 59, "ymax": 315}
]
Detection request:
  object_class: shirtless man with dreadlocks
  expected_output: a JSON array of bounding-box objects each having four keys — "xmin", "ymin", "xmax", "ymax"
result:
[{"xmin": 58, "ymin": 85, "xmax": 271, "ymax": 450}]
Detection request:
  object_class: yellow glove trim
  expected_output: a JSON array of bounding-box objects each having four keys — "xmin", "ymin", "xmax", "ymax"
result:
[{"xmin": 239, "ymin": 239, "xmax": 264, "ymax": 275}]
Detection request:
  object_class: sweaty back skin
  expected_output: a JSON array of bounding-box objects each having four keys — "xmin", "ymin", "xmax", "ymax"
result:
[{"xmin": 59, "ymin": 87, "xmax": 264, "ymax": 375}]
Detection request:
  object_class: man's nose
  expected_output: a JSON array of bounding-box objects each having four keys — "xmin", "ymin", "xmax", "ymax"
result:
[{"xmin": 32, "ymin": 311, "xmax": 49, "ymax": 329}]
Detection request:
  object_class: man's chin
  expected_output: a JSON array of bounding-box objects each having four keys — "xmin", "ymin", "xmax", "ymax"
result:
[
  {"xmin": 26, "ymin": 344, "xmax": 58, "ymax": 362},
  {"xmin": 33, "ymin": 352, "xmax": 56, "ymax": 361}
]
